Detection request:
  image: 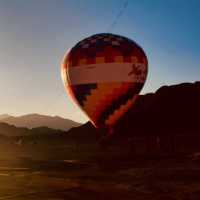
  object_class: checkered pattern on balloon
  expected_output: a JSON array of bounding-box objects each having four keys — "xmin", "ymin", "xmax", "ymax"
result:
[{"xmin": 61, "ymin": 33, "xmax": 148, "ymax": 133}]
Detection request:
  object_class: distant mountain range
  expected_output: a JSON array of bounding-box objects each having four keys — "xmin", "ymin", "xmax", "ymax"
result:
[{"xmin": 0, "ymin": 114, "xmax": 81, "ymax": 131}]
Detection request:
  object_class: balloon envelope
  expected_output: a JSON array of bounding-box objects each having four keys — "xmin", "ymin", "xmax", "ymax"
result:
[{"xmin": 61, "ymin": 33, "xmax": 148, "ymax": 129}]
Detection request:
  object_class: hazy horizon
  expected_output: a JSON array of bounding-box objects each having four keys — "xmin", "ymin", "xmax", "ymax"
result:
[{"xmin": 0, "ymin": 0, "xmax": 200, "ymax": 122}]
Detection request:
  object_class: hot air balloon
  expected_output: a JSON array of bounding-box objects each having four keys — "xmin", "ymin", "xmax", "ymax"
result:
[{"xmin": 61, "ymin": 33, "xmax": 148, "ymax": 135}]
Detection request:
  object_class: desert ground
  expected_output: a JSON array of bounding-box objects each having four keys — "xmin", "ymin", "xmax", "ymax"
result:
[{"xmin": 1, "ymin": 140, "xmax": 200, "ymax": 200}]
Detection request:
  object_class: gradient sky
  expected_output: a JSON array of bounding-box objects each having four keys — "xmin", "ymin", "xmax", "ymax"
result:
[{"xmin": 0, "ymin": 0, "xmax": 199, "ymax": 122}]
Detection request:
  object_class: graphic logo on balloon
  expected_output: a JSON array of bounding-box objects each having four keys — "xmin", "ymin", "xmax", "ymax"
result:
[{"xmin": 61, "ymin": 33, "xmax": 148, "ymax": 131}]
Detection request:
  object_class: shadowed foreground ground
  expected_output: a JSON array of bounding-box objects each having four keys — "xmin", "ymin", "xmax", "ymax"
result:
[{"xmin": 1, "ymin": 142, "xmax": 200, "ymax": 200}]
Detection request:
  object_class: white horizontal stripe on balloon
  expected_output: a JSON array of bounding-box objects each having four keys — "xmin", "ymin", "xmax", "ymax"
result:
[{"xmin": 66, "ymin": 63, "xmax": 146, "ymax": 85}]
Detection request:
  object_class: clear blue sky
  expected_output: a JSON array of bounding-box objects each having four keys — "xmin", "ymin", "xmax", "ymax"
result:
[{"xmin": 0, "ymin": 0, "xmax": 199, "ymax": 122}]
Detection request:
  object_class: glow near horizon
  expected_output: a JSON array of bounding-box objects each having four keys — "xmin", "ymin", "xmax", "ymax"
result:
[{"xmin": 0, "ymin": 0, "xmax": 199, "ymax": 123}]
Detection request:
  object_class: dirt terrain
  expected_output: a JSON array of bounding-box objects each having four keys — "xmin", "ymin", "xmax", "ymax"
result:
[{"xmin": 1, "ymin": 142, "xmax": 200, "ymax": 200}]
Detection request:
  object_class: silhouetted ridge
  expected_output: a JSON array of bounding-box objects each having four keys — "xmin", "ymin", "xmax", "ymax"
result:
[{"xmin": 114, "ymin": 81, "xmax": 200, "ymax": 137}]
